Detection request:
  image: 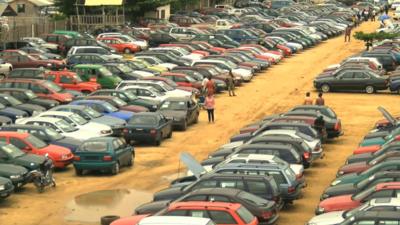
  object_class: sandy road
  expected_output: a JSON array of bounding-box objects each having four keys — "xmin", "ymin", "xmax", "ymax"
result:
[{"xmin": 1, "ymin": 20, "xmax": 398, "ymax": 225}]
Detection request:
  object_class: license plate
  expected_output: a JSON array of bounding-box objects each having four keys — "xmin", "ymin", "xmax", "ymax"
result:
[{"xmin": 135, "ymin": 128, "xmax": 143, "ymax": 131}]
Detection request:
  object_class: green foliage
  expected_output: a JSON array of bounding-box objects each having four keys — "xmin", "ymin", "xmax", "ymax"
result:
[
  {"xmin": 354, "ymin": 31, "xmax": 399, "ymax": 42},
  {"xmin": 54, "ymin": 0, "xmax": 75, "ymax": 16}
]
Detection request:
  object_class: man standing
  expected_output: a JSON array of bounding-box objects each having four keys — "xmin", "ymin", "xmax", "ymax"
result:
[
  {"xmin": 315, "ymin": 92, "xmax": 325, "ymax": 106},
  {"xmin": 304, "ymin": 92, "xmax": 313, "ymax": 105},
  {"xmin": 227, "ymin": 71, "xmax": 236, "ymax": 97},
  {"xmin": 345, "ymin": 26, "xmax": 352, "ymax": 42}
]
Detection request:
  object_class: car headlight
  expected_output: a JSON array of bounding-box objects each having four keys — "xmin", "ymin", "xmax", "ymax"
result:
[
  {"xmin": 0, "ymin": 185, "xmax": 4, "ymax": 191},
  {"xmin": 47, "ymin": 63, "xmax": 52, "ymax": 67},
  {"xmin": 152, "ymin": 105, "xmax": 158, "ymax": 109},
  {"xmin": 338, "ymin": 170, "xmax": 345, "ymax": 176},
  {"xmin": 15, "ymin": 115, "xmax": 24, "ymax": 119},
  {"xmin": 61, "ymin": 154, "xmax": 69, "ymax": 160},
  {"xmin": 321, "ymin": 193, "xmax": 329, "ymax": 199},
  {"xmin": 331, "ymin": 180, "xmax": 341, "ymax": 186},
  {"xmin": 101, "ymin": 130, "xmax": 111, "ymax": 134},
  {"xmin": 65, "ymin": 98, "xmax": 72, "ymax": 102},
  {"xmin": 173, "ymin": 117, "xmax": 183, "ymax": 121},
  {"xmin": 10, "ymin": 175, "xmax": 21, "ymax": 179}
]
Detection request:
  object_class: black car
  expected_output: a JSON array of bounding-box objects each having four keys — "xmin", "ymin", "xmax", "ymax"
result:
[
  {"xmin": 346, "ymin": 142, "xmax": 400, "ymax": 164},
  {"xmin": 0, "ymin": 93, "xmax": 45, "ymax": 116},
  {"xmin": 0, "ymin": 125, "xmax": 82, "ymax": 153},
  {"xmin": 0, "ymin": 88, "xmax": 59, "ymax": 109},
  {"xmin": 123, "ymin": 112, "xmax": 173, "ymax": 146},
  {"xmin": 153, "ymin": 173, "xmax": 283, "ymax": 209},
  {"xmin": 89, "ymin": 89, "xmax": 160, "ymax": 112},
  {"xmin": 0, "ymin": 102, "xmax": 28, "ymax": 122},
  {"xmin": 135, "ymin": 188, "xmax": 279, "ymax": 225},
  {"xmin": 0, "ymin": 143, "xmax": 45, "ymax": 171},
  {"xmin": 0, "ymin": 177, "xmax": 13, "ymax": 199},
  {"xmin": 148, "ymin": 32, "xmax": 179, "ymax": 47},
  {"xmin": 159, "ymin": 97, "xmax": 199, "ymax": 131},
  {"xmin": 321, "ymin": 171, "xmax": 400, "ymax": 200},
  {"xmin": 314, "ymin": 69, "xmax": 389, "ymax": 94},
  {"xmin": 0, "ymin": 163, "xmax": 29, "ymax": 189},
  {"xmin": 8, "ymin": 68, "xmax": 46, "ymax": 79}
]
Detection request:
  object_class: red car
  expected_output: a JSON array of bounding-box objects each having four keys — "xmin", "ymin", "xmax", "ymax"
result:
[
  {"xmin": 2, "ymin": 54, "xmax": 65, "ymax": 69},
  {"xmin": 316, "ymin": 182, "xmax": 400, "ymax": 214},
  {"xmin": 353, "ymin": 145, "xmax": 382, "ymax": 155},
  {"xmin": 191, "ymin": 41, "xmax": 226, "ymax": 54},
  {"xmin": 161, "ymin": 72, "xmax": 203, "ymax": 89},
  {"xmin": 159, "ymin": 44, "xmax": 209, "ymax": 57},
  {"xmin": 0, "ymin": 132, "xmax": 73, "ymax": 168},
  {"xmin": 45, "ymin": 70, "xmax": 100, "ymax": 94},
  {"xmin": 241, "ymin": 44, "xmax": 284, "ymax": 58},
  {"xmin": 97, "ymin": 37, "xmax": 140, "ymax": 54},
  {"xmin": 0, "ymin": 79, "xmax": 73, "ymax": 103},
  {"xmin": 111, "ymin": 201, "xmax": 259, "ymax": 225}
]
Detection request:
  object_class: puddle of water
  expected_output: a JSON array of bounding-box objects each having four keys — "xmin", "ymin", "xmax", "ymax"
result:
[{"xmin": 65, "ymin": 189, "xmax": 152, "ymax": 223}]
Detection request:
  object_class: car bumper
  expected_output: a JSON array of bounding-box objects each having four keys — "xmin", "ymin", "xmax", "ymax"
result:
[
  {"xmin": 124, "ymin": 133, "xmax": 157, "ymax": 143},
  {"xmin": 0, "ymin": 184, "xmax": 14, "ymax": 198},
  {"xmin": 54, "ymin": 157, "xmax": 74, "ymax": 168},
  {"xmin": 282, "ymin": 187, "xmax": 302, "ymax": 203},
  {"xmin": 10, "ymin": 175, "xmax": 30, "ymax": 189},
  {"xmin": 259, "ymin": 213, "xmax": 279, "ymax": 225},
  {"xmin": 327, "ymin": 129, "xmax": 344, "ymax": 138},
  {"xmin": 73, "ymin": 161, "xmax": 116, "ymax": 170}
]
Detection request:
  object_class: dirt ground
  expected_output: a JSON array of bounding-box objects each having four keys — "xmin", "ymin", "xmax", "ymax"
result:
[{"xmin": 1, "ymin": 20, "xmax": 398, "ymax": 225}]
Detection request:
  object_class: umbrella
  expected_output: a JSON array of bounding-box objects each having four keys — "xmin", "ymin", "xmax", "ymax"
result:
[{"xmin": 379, "ymin": 14, "xmax": 390, "ymax": 21}]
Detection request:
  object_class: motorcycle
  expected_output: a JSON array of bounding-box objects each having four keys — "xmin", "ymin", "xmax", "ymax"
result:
[{"xmin": 28, "ymin": 154, "xmax": 56, "ymax": 193}]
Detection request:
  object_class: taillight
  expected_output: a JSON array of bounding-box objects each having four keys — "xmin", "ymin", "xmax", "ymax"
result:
[
  {"xmin": 334, "ymin": 121, "xmax": 341, "ymax": 131},
  {"xmin": 123, "ymin": 128, "xmax": 129, "ymax": 133},
  {"xmin": 296, "ymin": 173, "xmax": 303, "ymax": 180},
  {"xmin": 261, "ymin": 211, "xmax": 273, "ymax": 219},
  {"xmin": 303, "ymin": 152, "xmax": 311, "ymax": 160},
  {"xmin": 288, "ymin": 186, "xmax": 296, "ymax": 193},
  {"xmin": 74, "ymin": 156, "xmax": 80, "ymax": 161},
  {"xmin": 150, "ymin": 129, "xmax": 157, "ymax": 135},
  {"xmin": 103, "ymin": 155, "xmax": 113, "ymax": 161}
]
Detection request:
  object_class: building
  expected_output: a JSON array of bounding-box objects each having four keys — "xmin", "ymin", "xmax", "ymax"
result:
[
  {"xmin": 144, "ymin": 4, "xmax": 171, "ymax": 20},
  {"xmin": 9, "ymin": 0, "xmax": 53, "ymax": 17}
]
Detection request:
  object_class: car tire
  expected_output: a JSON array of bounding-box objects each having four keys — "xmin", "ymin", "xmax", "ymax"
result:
[
  {"xmin": 194, "ymin": 114, "xmax": 199, "ymax": 124},
  {"xmin": 167, "ymin": 130, "xmax": 172, "ymax": 138},
  {"xmin": 127, "ymin": 156, "xmax": 133, "ymax": 167},
  {"xmin": 154, "ymin": 133, "xmax": 161, "ymax": 146},
  {"xmin": 101, "ymin": 215, "xmax": 121, "ymax": 225},
  {"xmin": 321, "ymin": 84, "xmax": 330, "ymax": 93},
  {"xmin": 75, "ymin": 169, "xmax": 83, "ymax": 176},
  {"xmin": 124, "ymin": 48, "xmax": 132, "ymax": 54},
  {"xmin": 182, "ymin": 120, "xmax": 188, "ymax": 131},
  {"xmin": 365, "ymin": 85, "xmax": 375, "ymax": 94},
  {"xmin": 111, "ymin": 162, "xmax": 120, "ymax": 175}
]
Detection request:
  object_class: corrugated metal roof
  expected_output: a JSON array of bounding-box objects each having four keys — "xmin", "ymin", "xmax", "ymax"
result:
[
  {"xmin": 85, "ymin": 0, "xmax": 123, "ymax": 6},
  {"xmin": 29, "ymin": 0, "xmax": 53, "ymax": 6}
]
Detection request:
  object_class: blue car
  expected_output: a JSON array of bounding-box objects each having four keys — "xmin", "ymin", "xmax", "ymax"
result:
[
  {"xmin": 389, "ymin": 75, "xmax": 400, "ymax": 94},
  {"xmin": 0, "ymin": 103, "xmax": 28, "ymax": 122},
  {"xmin": 70, "ymin": 100, "xmax": 134, "ymax": 121},
  {"xmin": 216, "ymin": 29, "xmax": 261, "ymax": 44}
]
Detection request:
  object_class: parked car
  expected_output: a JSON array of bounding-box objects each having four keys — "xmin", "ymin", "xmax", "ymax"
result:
[
  {"xmin": 45, "ymin": 70, "xmax": 101, "ymax": 94},
  {"xmin": 2, "ymin": 54, "xmax": 65, "ymax": 69},
  {"xmin": 0, "ymin": 88, "xmax": 59, "ymax": 109},
  {"xmin": 82, "ymin": 95, "xmax": 148, "ymax": 113},
  {"xmin": 73, "ymin": 137, "xmax": 134, "ymax": 175},
  {"xmin": 0, "ymin": 177, "xmax": 13, "ymax": 199},
  {"xmin": 70, "ymin": 100, "xmax": 134, "ymax": 121},
  {"xmin": 0, "ymin": 131, "xmax": 73, "ymax": 169},
  {"xmin": 73, "ymin": 64, "xmax": 122, "ymax": 89},
  {"xmin": 98, "ymin": 37, "xmax": 140, "ymax": 53},
  {"xmin": 0, "ymin": 163, "xmax": 28, "ymax": 190},
  {"xmin": 0, "ymin": 93, "xmax": 45, "ymax": 116},
  {"xmin": 159, "ymin": 97, "xmax": 199, "ymax": 130},
  {"xmin": 67, "ymin": 46, "xmax": 122, "ymax": 60},
  {"xmin": 0, "ymin": 142, "xmax": 46, "ymax": 171},
  {"xmin": 123, "ymin": 112, "xmax": 173, "ymax": 146}
]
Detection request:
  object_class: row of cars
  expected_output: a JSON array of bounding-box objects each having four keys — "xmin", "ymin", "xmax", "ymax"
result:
[
  {"xmin": 313, "ymin": 40, "xmax": 400, "ymax": 94},
  {"xmin": 107, "ymin": 104, "xmax": 343, "ymax": 225},
  {"xmin": 308, "ymin": 107, "xmax": 400, "ymax": 225}
]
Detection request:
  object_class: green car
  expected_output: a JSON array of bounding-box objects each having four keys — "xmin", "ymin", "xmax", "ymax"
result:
[
  {"xmin": 359, "ymin": 134, "xmax": 400, "ymax": 147},
  {"xmin": 330, "ymin": 160, "xmax": 400, "ymax": 187},
  {"xmin": 73, "ymin": 64, "xmax": 122, "ymax": 89},
  {"xmin": 0, "ymin": 143, "xmax": 45, "ymax": 171},
  {"xmin": 53, "ymin": 30, "xmax": 82, "ymax": 38},
  {"xmin": 0, "ymin": 163, "xmax": 29, "ymax": 189},
  {"xmin": 73, "ymin": 137, "xmax": 134, "ymax": 176}
]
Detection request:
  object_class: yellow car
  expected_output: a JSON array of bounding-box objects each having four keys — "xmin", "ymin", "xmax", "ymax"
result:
[{"xmin": 129, "ymin": 58, "xmax": 168, "ymax": 73}]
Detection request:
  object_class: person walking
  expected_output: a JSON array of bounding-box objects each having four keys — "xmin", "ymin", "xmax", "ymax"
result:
[
  {"xmin": 363, "ymin": 9, "xmax": 369, "ymax": 21},
  {"xmin": 204, "ymin": 93, "xmax": 215, "ymax": 123},
  {"xmin": 205, "ymin": 76, "xmax": 215, "ymax": 96},
  {"xmin": 315, "ymin": 92, "xmax": 325, "ymax": 106},
  {"xmin": 352, "ymin": 14, "xmax": 357, "ymax": 27},
  {"xmin": 371, "ymin": 9, "xmax": 376, "ymax": 21},
  {"xmin": 385, "ymin": 4, "xmax": 389, "ymax": 15},
  {"xmin": 304, "ymin": 92, "xmax": 313, "ymax": 105},
  {"xmin": 227, "ymin": 71, "xmax": 236, "ymax": 96},
  {"xmin": 357, "ymin": 11, "xmax": 362, "ymax": 25},
  {"xmin": 344, "ymin": 26, "xmax": 352, "ymax": 42},
  {"xmin": 201, "ymin": 76, "xmax": 209, "ymax": 96}
]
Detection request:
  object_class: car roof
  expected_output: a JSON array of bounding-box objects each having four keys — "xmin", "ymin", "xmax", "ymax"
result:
[
  {"xmin": 188, "ymin": 187, "xmax": 241, "ymax": 196},
  {"xmin": 169, "ymin": 201, "xmax": 241, "ymax": 210},
  {"xmin": 0, "ymin": 88, "xmax": 31, "ymax": 92},
  {"xmin": 72, "ymin": 99, "xmax": 105, "ymax": 104},
  {"xmin": 239, "ymin": 143, "xmax": 294, "ymax": 150},
  {"xmin": 2, "ymin": 78, "xmax": 44, "ymax": 83},
  {"xmin": 138, "ymin": 216, "xmax": 213, "ymax": 225},
  {"xmin": 21, "ymin": 117, "xmax": 64, "ymax": 123},
  {"xmin": 376, "ymin": 182, "xmax": 400, "ymax": 190},
  {"xmin": 370, "ymin": 197, "xmax": 400, "ymax": 206},
  {"xmin": 0, "ymin": 131, "xmax": 29, "ymax": 138},
  {"xmin": 73, "ymin": 64, "xmax": 104, "ymax": 69},
  {"xmin": 39, "ymin": 111, "xmax": 74, "ymax": 116},
  {"xmin": 53, "ymin": 105, "xmax": 86, "ymax": 110},
  {"xmin": 350, "ymin": 211, "xmax": 400, "ymax": 220},
  {"xmin": 1, "ymin": 124, "xmax": 46, "ymax": 131},
  {"xmin": 229, "ymin": 153, "xmax": 277, "ymax": 161},
  {"xmin": 83, "ymin": 137, "xmax": 117, "ymax": 142}
]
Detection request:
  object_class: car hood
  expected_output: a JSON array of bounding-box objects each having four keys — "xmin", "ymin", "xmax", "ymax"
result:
[
  {"xmin": 165, "ymin": 90, "xmax": 192, "ymax": 98},
  {"xmin": 52, "ymin": 137, "xmax": 81, "ymax": 153},
  {"xmin": 92, "ymin": 115, "xmax": 126, "ymax": 128},
  {"xmin": 240, "ymin": 125, "xmax": 260, "ymax": 134},
  {"xmin": 308, "ymin": 211, "xmax": 345, "ymax": 225},
  {"xmin": 346, "ymin": 153, "xmax": 374, "ymax": 164},
  {"xmin": 42, "ymin": 144, "xmax": 71, "ymax": 155},
  {"xmin": 230, "ymin": 132, "xmax": 253, "ymax": 142},
  {"xmin": 31, "ymin": 98, "xmax": 58, "ymax": 107},
  {"xmin": 81, "ymin": 122, "xmax": 112, "ymax": 134},
  {"xmin": 106, "ymin": 110, "xmax": 134, "ymax": 121},
  {"xmin": 319, "ymin": 195, "xmax": 359, "ymax": 212},
  {"xmin": 338, "ymin": 162, "xmax": 369, "ymax": 175},
  {"xmin": 290, "ymin": 164, "xmax": 304, "ymax": 177},
  {"xmin": 19, "ymin": 103, "xmax": 45, "ymax": 111},
  {"xmin": 153, "ymin": 186, "xmax": 185, "ymax": 201},
  {"xmin": 14, "ymin": 154, "xmax": 45, "ymax": 170},
  {"xmin": 135, "ymin": 200, "xmax": 171, "ymax": 215},
  {"xmin": 353, "ymin": 145, "xmax": 381, "ymax": 154},
  {"xmin": 331, "ymin": 173, "xmax": 361, "ymax": 186},
  {"xmin": 220, "ymin": 141, "xmax": 244, "ymax": 150},
  {"xmin": 324, "ymin": 183, "xmax": 357, "ymax": 199},
  {"xmin": 160, "ymin": 110, "xmax": 187, "ymax": 119},
  {"xmin": 359, "ymin": 137, "xmax": 385, "ymax": 147},
  {"xmin": 0, "ymin": 163, "xmax": 28, "ymax": 176},
  {"xmin": 0, "ymin": 107, "xmax": 27, "ymax": 116}
]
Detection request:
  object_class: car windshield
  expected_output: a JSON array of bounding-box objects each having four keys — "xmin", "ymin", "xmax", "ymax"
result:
[
  {"xmin": 99, "ymin": 67, "xmax": 112, "ymax": 76},
  {"xmin": 2, "ymin": 144, "xmax": 25, "ymax": 158},
  {"xmin": 295, "ymin": 131, "xmax": 314, "ymax": 142},
  {"xmin": 103, "ymin": 102, "xmax": 118, "ymax": 112},
  {"xmin": 123, "ymin": 91, "xmax": 138, "ymax": 100},
  {"xmin": 236, "ymin": 206, "xmax": 254, "ymax": 224},
  {"xmin": 43, "ymin": 81, "xmax": 62, "ymax": 92},
  {"xmin": 160, "ymin": 101, "xmax": 187, "ymax": 110},
  {"xmin": 112, "ymin": 98, "xmax": 127, "ymax": 107},
  {"xmin": 70, "ymin": 113, "xmax": 88, "ymax": 125},
  {"xmin": 186, "ymin": 75, "xmax": 196, "ymax": 82},
  {"xmin": 80, "ymin": 141, "xmax": 108, "ymax": 152},
  {"xmin": 3, "ymin": 95, "xmax": 22, "ymax": 105},
  {"xmin": 160, "ymin": 83, "xmax": 174, "ymax": 91},
  {"xmin": 45, "ymin": 128, "xmax": 64, "ymax": 140},
  {"xmin": 131, "ymin": 61, "xmax": 146, "ymax": 69},
  {"xmin": 128, "ymin": 115, "xmax": 158, "ymax": 125},
  {"xmin": 25, "ymin": 135, "xmax": 48, "ymax": 148},
  {"xmin": 25, "ymin": 91, "xmax": 37, "ymax": 99},
  {"xmin": 344, "ymin": 202, "xmax": 369, "ymax": 218},
  {"xmin": 84, "ymin": 107, "xmax": 102, "ymax": 118},
  {"xmin": 55, "ymin": 120, "xmax": 78, "ymax": 133},
  {"xmin": 119, "ymin": 64, "xmax": 133, "ymax": 73},
  {"xmin": 238, "ymin": 191, "xmax": 270, "ymax": 205},
  {"xmin": 356, "ymin": 175, "xmax": 375, "ymax": 189},
  {"xmin": 352, "ymin": 186, "xmax": 376, "ymax": 201}
]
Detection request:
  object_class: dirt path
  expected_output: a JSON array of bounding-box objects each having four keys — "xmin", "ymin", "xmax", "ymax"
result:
[{"xmin": 1, "ymin": 21, "xmax": 397, "ymax": 225}]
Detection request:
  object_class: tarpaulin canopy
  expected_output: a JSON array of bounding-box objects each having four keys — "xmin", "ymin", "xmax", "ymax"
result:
[{"xmin": 84, "ymin": 0, "xmax": 123, "ymax": 6}]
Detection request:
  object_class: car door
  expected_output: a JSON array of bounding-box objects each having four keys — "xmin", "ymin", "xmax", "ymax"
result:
[
  {"xmin": 59, "ymin": 74, "xmax": 76, "ymax": 90},
  {"xmin": 334, "ymin": 71, "xmax": 354, "ymax": 91},
  {"xmin": 158, "ymin": 114, "xmax": 169, "ymax": 138},
  {"xmin": 353, "ymin": 72, "xmax": 371, "ymax": 90},
  {"xmin": 112, "ymin": 139, "xmax": 131, "ymax": 166}
]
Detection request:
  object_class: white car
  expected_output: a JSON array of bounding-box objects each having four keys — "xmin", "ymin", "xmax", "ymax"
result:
[
  {"xmin": 118, "ymin": 85, "xmax": 168, "ymax": 102},
  {"xmin": 192, "ymin": 59, "xmax": 253, "ymax": 81},
  {"xmin": 97, "ymin": 33, "xmax": 148, "ymax": 50},
  {"xmin": 307, "ymin": 198, "xmax": 400, "ymax": 225},
  {"xmin": 138, "ymin": 216, "xmax": 216, "ymax": 225},
  {"xmin": 67, "ymin": 46, "xmax": 122, "ymax": 60},
  {"xmin": 16, "ymin": 117, "xmax": 102, "ymax": 141},
  {"xmin": 21, "ymin": 37, "xmax": 58, "ymax": 52},
  {"xmin": 149, "ymin": 47, "xmax": 203, "ymax": 61},
  {"xmin": 0, "ymin": 59, "xmax": 12, "ymax": 79},
  {"xmin": 134, "ymin": 55, "xmax": 177, "ymax": 70},
  {"xmin": 117, "ymin": 80, "xmax": 193, "ymax": 98},
  {"xmin": 36, "ymin": 111, "xmax": 113, "ymax": 137}
]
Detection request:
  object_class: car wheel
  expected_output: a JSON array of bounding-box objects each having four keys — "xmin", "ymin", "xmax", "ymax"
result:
[
  {"xmin": 398, "ymin": 89, "xmax": 400, "ymax": 95},
  {"xmin": 167, "ymin": 130, "xmax": 172, "ymax": 138},
  {"xmin": 127, "ymin": 156, "xmax": 133, "ymax": 167},
  {"xmin": 194, "ymin": 114, "xmax": 199, "ymax": 124},
  {"xmin": 182, "ymin": 120, "xmax": 188, "ymax": 131},
  {"xmin": 321, "ymin": 84, "xmax": 330, "ymax": 93},
  {"xmin": 75, "ymin": 169, "xmax": 83, "ymax": 176},
  {"xmin": 101, "ymin": 215, "xmax": 121, "ymax": 225},
  {"xmin": 365, "ymin": 85, "xmax": 375, "ymax": 94},
  {"xmin": 124, "ymin": 48, "xmax": 132, "ymax": 54},
  {"xmin": 155, "ymin": 133, "xmax": 161, "ymax": 146},
  {"xmin": 111, "ymin": 162, "xmax": 120, "ymax": 175}
]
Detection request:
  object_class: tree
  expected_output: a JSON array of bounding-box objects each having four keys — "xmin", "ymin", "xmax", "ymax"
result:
[{"xmin": 353, "ymin": 31, "xmax": 399, "ymax": 50}]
